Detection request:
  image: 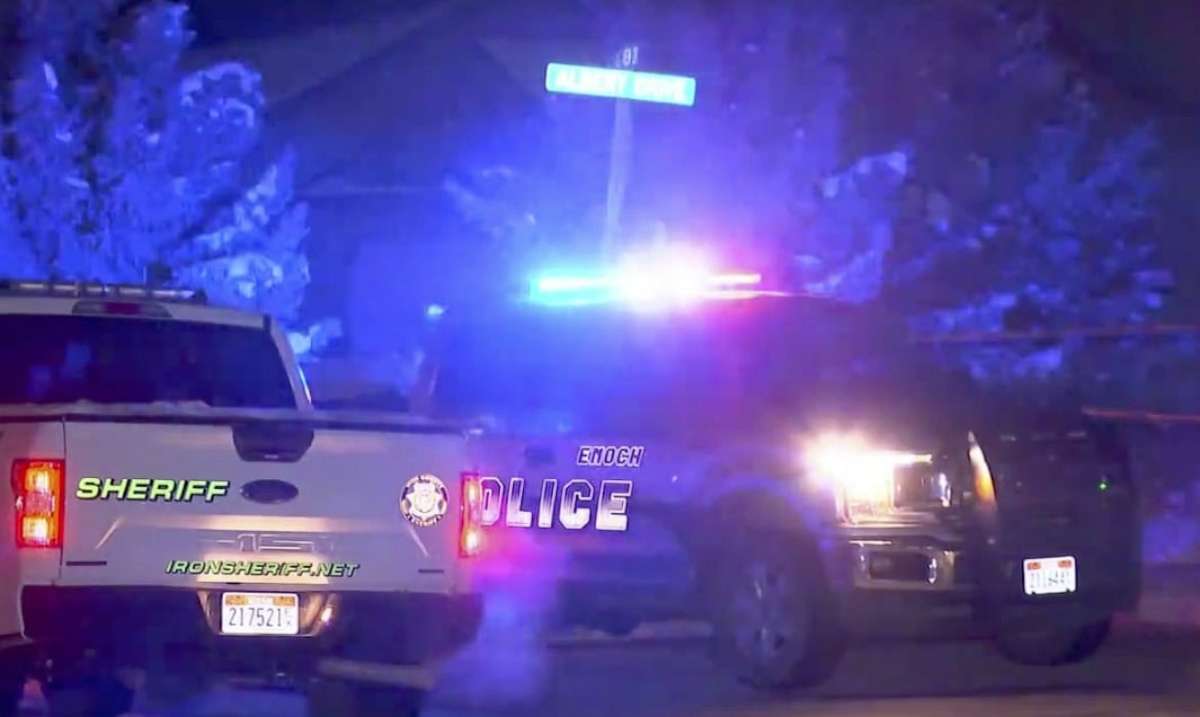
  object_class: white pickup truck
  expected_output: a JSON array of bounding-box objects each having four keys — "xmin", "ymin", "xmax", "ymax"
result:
[{"xmin": 0, "ymin": 281, "xmax": 483, "ymax": 717}]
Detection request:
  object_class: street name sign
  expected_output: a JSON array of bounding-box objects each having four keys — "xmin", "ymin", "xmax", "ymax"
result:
[{"xmin": 545, "ymin": 62, "xmax": 696, "ymax": 107}]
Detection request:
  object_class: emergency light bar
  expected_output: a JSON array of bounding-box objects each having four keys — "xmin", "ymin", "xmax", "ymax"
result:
[
  {"xmin": 528, "ymin": 245, "xmax": 777, "ymax": 309},
  {"xmin": 0, "ymin": 279, "xmax": 207, "ymax": 304}
]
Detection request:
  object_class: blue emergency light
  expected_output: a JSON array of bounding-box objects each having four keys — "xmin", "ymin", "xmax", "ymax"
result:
[{"xmin": 528, "ymin": 246, "xmax": 769, "ymax": 310}]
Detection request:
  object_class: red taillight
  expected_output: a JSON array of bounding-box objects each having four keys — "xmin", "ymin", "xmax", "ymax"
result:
[
  {"xmin": 460, "ymin": 472, "xmax": 484, "ymax": 557},
  {"xmin": 12, "ymin": 459, "xmax": 65, "ymax": 548}
]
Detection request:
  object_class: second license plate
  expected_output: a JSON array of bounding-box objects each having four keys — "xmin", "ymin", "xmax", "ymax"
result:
[
  {"xmin": 221, "ymin": 592, "xmax": 299, "ymax": 635},
  {"xmin": 1023, "ymin": 555, "xmax": 1077, "ymax": 596}
]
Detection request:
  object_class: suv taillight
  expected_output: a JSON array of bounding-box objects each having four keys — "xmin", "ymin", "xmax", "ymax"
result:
[
  {"xmin": 460, "ymin": 472, "xmax": 484, "ymax": 557},
  {"xmin": 12, "ymin": 459, "xmax": 65, "ymax": 548}
]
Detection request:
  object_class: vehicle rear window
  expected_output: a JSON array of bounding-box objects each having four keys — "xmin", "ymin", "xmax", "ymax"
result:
[{"xmin": 0, "ymin": 314, "xmax": 296, "ymax": 408}]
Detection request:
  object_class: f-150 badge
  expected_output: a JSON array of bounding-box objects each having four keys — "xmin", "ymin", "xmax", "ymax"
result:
[{"xmin": 401, "ymin": 474, "xmax": 448, "ymax": 527}]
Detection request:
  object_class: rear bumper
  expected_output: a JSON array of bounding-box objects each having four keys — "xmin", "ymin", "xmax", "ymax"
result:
[{"xmin": 16, "ymin": 586, "xmax": 482, "ymax": 674}]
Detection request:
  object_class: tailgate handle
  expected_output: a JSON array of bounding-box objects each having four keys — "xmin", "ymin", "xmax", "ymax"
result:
[
  {"xmin": 232, "ymin": 423, "xmax": 314, "ymax": 463},
  {"xmin": 242, "ymin": 479, "xmax": 300, "ymax": 505}
]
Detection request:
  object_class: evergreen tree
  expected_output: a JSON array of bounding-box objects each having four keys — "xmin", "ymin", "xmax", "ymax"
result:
[
  {"xmin": 861, "ymin": 3, "xmax": 1168, "ymax": 401},
  {"xmin": 0, "ymin": 0, "xmax": 311, "ymax": 325}
]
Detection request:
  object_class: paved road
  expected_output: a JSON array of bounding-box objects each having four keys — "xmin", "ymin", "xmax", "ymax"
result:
[{"xmin": 21, "ymin": 619, "xmax": 1200, "ymax": 716}]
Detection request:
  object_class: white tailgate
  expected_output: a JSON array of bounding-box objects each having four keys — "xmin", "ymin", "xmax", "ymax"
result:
[{"xmin": 60, "ymin": 421, "xmax": 467, "ymax": 592}]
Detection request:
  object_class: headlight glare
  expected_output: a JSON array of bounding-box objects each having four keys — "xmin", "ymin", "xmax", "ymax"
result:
[{"xmin": 804, "ymin": 432, "xmax": 932, "ymax": 512}]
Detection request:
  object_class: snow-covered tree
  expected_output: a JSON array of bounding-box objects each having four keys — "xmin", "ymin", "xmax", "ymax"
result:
[
  {"xmin": 0, "ymin": 1, "xmax": 311, "ymax": 323},
  {"xmin": 449, "ymin": 0, "xmax": 1170, "ymax": 405},
  {"xmin": 859, "ymin": 3, "xmax": 1168, "ymax": 402}
]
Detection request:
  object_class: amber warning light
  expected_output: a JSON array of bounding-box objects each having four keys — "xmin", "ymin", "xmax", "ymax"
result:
[
  {"xmin": 12, "ymin": 459, "xmax": 65, "ymax": 548},
  {"xmin": 460, "ymin": 472, "xmax": 484, "ymax": 557}
]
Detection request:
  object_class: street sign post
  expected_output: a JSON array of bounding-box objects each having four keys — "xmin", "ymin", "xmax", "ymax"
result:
[
  {"xmin": 545, "ymin": 62, "xmax": 696, "ymax": 107},
  {"xmin": 603, "ymin": 47, "xmax": 638, "ymax": 256},
  {"xmin": 546, "ymin": 56, "xmax": 696, "ymax": 256}
]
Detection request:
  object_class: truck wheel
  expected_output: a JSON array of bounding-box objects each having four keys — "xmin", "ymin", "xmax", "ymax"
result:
[
  {"xmin": 44, "ymin": 674, "xmax": 133, "ymax": 717},
  {"xmin": 307, "ymin": 678, "xmax": 425, "ymax": 717},
  {"xmin": 995, "ymin": 617, "xmax": 1112, "ymax": 666},
  {"xmin": 709, "ymin": 534, "xmax": 844, "ymax": 689}
]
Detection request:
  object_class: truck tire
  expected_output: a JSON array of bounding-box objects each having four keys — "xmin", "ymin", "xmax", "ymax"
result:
[
  {"xmin": 709, "ymin": 532, "xmax": 845, "ymax": 689},
  {"xmin": 307, "ymin": 678, "xmax": 425, "ymax": 717},
  {"xmin": 995, "ymin": 617, "xmax": 1111, "ymax": 666},
  {"xmin": 44, "ymin": 674, "xmax": 133, "ymax": 717}
]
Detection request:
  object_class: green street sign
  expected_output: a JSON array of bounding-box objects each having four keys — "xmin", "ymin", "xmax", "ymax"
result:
[{"xmin": 545, "ymin": 62, "xmax": 696, "ymax": 107}]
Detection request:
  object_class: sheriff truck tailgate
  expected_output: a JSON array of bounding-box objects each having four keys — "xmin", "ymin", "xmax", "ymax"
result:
[{"xmin": 56, "ymin": 410, "xmax": 470, "ymax": 593}]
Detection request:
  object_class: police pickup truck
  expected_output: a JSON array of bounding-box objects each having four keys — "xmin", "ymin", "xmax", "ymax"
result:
[
  {"xmin": 416, "ymin": 292, "xmax": 1139, "ymax": 688},
  {"xmin": 0, "ymin": 281, "xmax": 483, "ymax": 717}
]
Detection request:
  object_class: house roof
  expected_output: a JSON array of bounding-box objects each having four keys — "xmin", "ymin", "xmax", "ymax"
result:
[
  {"xmin": 184, "ymin": 1, "xmax": 467, "ymax": 108},
  {"xmin": 184, "ymin": 0, "xmax": 601, "ymax": 193}
]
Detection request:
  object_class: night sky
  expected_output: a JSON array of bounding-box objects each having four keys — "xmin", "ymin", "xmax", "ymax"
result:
[
  {"xmin": 188, "ymin": 0, "xmax": 1200, "ymax": 110},
  {"xmin": 181, "ymin": 1, "xmax": 1200, "ymax": 338}
]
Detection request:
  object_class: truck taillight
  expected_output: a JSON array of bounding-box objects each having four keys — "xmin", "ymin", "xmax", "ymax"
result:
[
  {"xmin": 460, "ymin": 472, "xmax": 484, "ymax": 557},
  {"xmin": 12, "ymin": 459, "xmax": 65, "ymax": 548}
]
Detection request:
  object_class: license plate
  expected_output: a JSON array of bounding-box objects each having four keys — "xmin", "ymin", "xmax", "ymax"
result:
[
  {"xmin": 1023, "ymin": 555, "xmax": 1077, "ymax": 595},
  {"xmin": 221, "ymin": 592, "xmax": 299, "ymax": 636}
]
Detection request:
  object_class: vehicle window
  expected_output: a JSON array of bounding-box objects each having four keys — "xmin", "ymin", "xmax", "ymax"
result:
[
  {"xmin": 0, "ymin": 314, "xmax": 295, "ymax": 408},
  {"xmin": 431, "ymin": 298, "xmax": 909, "ymax": 436}
]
